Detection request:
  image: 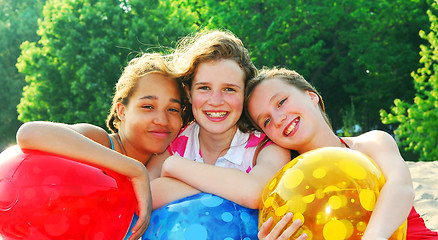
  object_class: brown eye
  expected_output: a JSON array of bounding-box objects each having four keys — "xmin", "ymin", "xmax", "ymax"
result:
[
  {"xmin": 198, "ymin": 86, "xmax": 210, "ymax": 90},
  {"xmin": 169, "ymin": 108, "xmax": 180, "ymax": 113}
]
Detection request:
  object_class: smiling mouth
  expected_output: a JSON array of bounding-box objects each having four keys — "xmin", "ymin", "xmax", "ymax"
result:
[
  {"xmin": 283, "ymin": 117, "xmax": 300, "ymax": 136},
  {"xmin": 205, "ymin": 111, "xmax": 228, "ymax": 118}
]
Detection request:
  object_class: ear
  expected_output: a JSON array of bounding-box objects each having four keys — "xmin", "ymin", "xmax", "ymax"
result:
[
  {"xmin": 307, "ymin": 91, "xmax": 320, "ymax": 106},
  {"xmin": 116, "ymin": 102, "xmax": 126, "ymax": 121},
  {"xmin": 185, "ymin": 85, "xmax": 192, "ymax": 104}
]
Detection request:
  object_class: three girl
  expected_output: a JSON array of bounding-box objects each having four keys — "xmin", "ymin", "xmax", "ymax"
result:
[{"xmin": 15, "ymin": 29, "xmax": 435, "ymax": 239}]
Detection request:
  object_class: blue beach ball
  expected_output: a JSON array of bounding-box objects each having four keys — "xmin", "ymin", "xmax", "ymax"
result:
[{"xmin": 126, "ymin": 193, "xmax": 258, "ymax": 240}]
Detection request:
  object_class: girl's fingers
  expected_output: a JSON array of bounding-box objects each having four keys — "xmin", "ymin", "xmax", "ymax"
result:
[
  {"xmin": 128, "ymin": 215, "xmax": 147, "ymax": 240},
  {"xmin": 279, "ymin": 218, "xmax": 303, "ymax": 239},
  {"xmin": 258, "ymin": 217, "xmax": 274, "ymax": 239},
  {"xmin": 259, "ymin": 212, "xmax": 305, "ymax": 240},
  {"xmin": 296, "ymin": 233, "xmax": 309, "ymax": 240},
  {"xmin": 128, "ymin": 174, "xmax": 152, "ymax": 240},
  {"xmin": 131, "ymin": 215, "xmax": 145, "ymax": 233},
  {"xmin": 269, "ymin": 212, "xmax": 294, "ymax": 238},
  {"xmin": 129, "ymin": 195, "xmax": 151, "ymax": 239}
]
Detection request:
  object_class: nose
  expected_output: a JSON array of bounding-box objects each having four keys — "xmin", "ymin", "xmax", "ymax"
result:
[
  {"xmin": 152, "ymin": 110, "xmax": 169, "ymax": 126},
  {"xmin": 208, "ymin": 90, "xmax": 224, "ymax": 106},
  {"xmin": 272, "ymin": 111, "xmax": 286, "ymax": 127}
]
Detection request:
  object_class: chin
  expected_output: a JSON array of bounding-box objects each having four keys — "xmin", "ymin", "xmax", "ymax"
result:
[
  {"xmin": 148, "ymin": 145, "xmax": 167, "ymax": 155},
  {"xmin": 274, "ymin": 138, "xmax": 292, "ymax": 150}
]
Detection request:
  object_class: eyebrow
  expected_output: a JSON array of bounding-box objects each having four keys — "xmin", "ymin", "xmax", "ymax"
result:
[
  {"xmin": 139, "ymin": 95, "xmax": 181, "ymax": 105},
  {"xmin": 171, "ymin": 98, "xmax": 182, "ymax": 105},
  {"xmin": 193, "ymin": 82, "xmax": 242, "ymax": 89}
]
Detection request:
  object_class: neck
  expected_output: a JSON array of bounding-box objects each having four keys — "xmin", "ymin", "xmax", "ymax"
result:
[
  {"xmin": 198, "ymin": 126, "xmax": 237, "ymax": 165},
  {"xmin": 115, "ymin": 133, "xmax": 152, "ymax": 165}
]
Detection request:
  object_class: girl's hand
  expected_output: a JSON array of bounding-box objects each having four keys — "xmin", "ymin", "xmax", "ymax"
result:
[
  {"xmin": 258, "ymin": 212, "xmax": 308, "ymax": 240},
  {"xmin": 127, "ymin": 168, "xmax": 152, "ymax": 240},
  {"xmin": 362, "ymin": 237, "xmax": 388, "ymax": 240}
]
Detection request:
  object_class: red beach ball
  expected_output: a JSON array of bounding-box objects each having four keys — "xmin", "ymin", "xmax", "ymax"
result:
[{"xmin": 0, "ymin": 146, "xmax": 136, "ymax": 240}]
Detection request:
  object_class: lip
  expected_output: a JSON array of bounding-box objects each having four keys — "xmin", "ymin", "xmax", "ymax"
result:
[
  {"xmin": 283, "ymin": 117, "xmax": 300, "ymax": 137},
  {"xmin": 204, "ymin": 110, "xmax": 229, "ymax": 122},
  {"xmin": 149, "ymin": 129, "xmax": 171, "ymax": 138}
]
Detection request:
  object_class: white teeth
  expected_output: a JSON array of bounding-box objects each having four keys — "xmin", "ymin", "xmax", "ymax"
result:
[
  {"xmin": 206, "ymin": 112, "xmax": 227, "ymax": 118},
  {"xmin": 284, "ymin": 118, "xmax": 299, "ymax": 135}
]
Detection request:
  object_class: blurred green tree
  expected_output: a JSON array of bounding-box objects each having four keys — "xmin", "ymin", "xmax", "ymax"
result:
[
  {"xmin": 181, "ymin": 0, "xmax": 430, "ymax": 132},
  {"xmin": 8, "ymin": 0, "xmax": 436, "ymax": 159},
  {"xmin": 381, "ymin": 4, "xmax": 438, "ymax": 161},
  {"xmin": 16, "ymin": 0, "xmax": 196, "ymax": 128},
  {"xmin": 0, "ymin": 0, "xmax": 47, "ymax": 150}
]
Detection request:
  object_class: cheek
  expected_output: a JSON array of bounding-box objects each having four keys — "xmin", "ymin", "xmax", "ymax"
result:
[
  {"xmin": 265, "ymin": 126, "xmax": 282, "ymax": 141},
  {"xmin": 227, "ymin": 95, "xmax": 244, "ymax": 112},
  {"xmin": 264, "ymin": 128, "xmax": 276, "ymax": 139},
  {"xmin": 170, "ymin": 115, "xmax": 182, "ymax": 130},
  {"xmin": 190, "ymin": 93, "xmax": 205, "ymax": 109},
  {"xmin": 248, "ymin": 104, "xmax": 259, "ymax": 123},
  {"xmin": 136, "ymin": 114, "xmax": 153, "ymax": 127}
]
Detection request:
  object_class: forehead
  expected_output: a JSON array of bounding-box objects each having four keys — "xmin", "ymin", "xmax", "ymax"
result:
[
  {"xmin": 253, "ymin": 77, "xmax": 297, "ymax": 96},
  {"xmin": 194, "ymin": 59, "xmax": 245, "ymax": 86},
  {"xmin": 134, "ymin": 73, "xmax": 180, "ymax": 100}
]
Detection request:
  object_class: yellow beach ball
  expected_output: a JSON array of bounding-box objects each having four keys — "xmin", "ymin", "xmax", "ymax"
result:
[{"xmin": 259, "ymin": 147, "xmax": 406, "ymax": 240}]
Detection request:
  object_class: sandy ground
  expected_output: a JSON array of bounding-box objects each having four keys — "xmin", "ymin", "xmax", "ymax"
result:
[{"xmin": 407, "ymin": 161, "xmax": 438, "ymax": 232}]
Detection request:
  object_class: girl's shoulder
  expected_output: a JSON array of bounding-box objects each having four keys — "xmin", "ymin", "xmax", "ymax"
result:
[
  {"xmin": 72, "ymin": 123, "xmax": 112, "ymax": 147},
  {"xmin": 177, "ymin": 121, "xmax": 198, "ymax": 136},
  {"xmin": 354, "ymin": 130, "xmax": 394, "ymax": 143},
  {"xmin": 347, "ymin": 130, "xmax": 397, "ymax": 154},
  {"xmin": 168, "ymin": 122, "xmax": 199, "ymax": 156}
]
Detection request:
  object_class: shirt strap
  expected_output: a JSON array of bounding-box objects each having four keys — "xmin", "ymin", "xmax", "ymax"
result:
[
  {"xmin": 109, "ymin": 135, "xmax": 114, "ymax": 150},
  {"xmin": 339, "ymin": 137, "xmax": 350, "ymax": 148}
]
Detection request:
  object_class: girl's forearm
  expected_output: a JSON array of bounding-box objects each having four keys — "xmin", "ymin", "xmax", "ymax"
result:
[
  {"xmin": 16, "ymin": 121, "xmax": 145, "ymax": 178},
  {"xmin": 150, "ymin": 177, "xmax": 200, "ymax": 210},
  {"xmin": 161, "ymin": 156, "xmax": 264, "ymax": 208},
  {"xmin": 362, "ymin": 180, "xmax": 415, "ymax": 239},
  {"xmin": 17, "ymin": 121, "xmax": 153, "ymax": 239},
  {"xmin": 358, "ymin": 131, "xmax": 415, "ymax": 239},
  {"xmin": 161, "ymin": 145, "xmax": 290, "ymax": 209}
]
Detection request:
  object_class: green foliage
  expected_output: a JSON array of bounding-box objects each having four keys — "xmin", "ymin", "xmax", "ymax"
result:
[
  {"xmin": 339, "ymin": 101, "xmax": 362, "ymax": 137},
  {"xmin": 6, "ymin": 0, "xmax": 436, "ymax": 159},
  {"xmin": 16, "ymin": 0, "xmax": 196, "ymax": 128},
  {"xmin": 0, "ymin": 0, "xmax": 47, "ymax": 150},
  {"xmin": 381, "ymin": 4, "xmax": 438, "ymax": 161},
  {"xmin": 179, "ymin": 0, "xmax": 429, "ymax": 132}
]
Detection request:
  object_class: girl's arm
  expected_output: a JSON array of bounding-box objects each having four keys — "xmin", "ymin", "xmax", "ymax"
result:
[
  {"xmin": 148, "ymin": 151, "xmax": 201, "ymax": 209},
  {"xmin": 161, "ymin": 143, "xmax": 291, "ymax": 209},
  {"xmin": 353, "ymin": 130, "xmax": 415, "ymax": 240},
  {"xmin": 16, "ymin": 121, "xmax": 152, "ymax": 240},
  {"xmin": 150, "ymin": 176, "xmax": 201, "ymax": 210}
]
